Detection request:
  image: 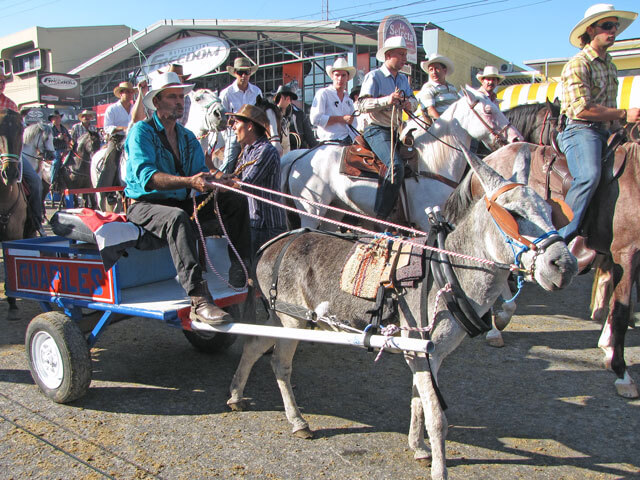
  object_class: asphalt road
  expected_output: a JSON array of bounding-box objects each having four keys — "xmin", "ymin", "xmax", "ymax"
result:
[{"xmin": 1, "ymin": 257, "xmax": 640, "ymax": 479}]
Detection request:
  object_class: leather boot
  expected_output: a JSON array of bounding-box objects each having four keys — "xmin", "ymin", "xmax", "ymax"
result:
[
  {"xmin": 189, "ymin": 281, "xmax": 232, "ymax": 325},
  {"xmin": 568, "ymin": 236, "xmax": 597, "ymax": 275}
]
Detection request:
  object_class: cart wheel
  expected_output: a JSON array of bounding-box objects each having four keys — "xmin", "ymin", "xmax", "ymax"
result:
[
  {"xmin": 25, "ymin": 311, "xmax": 92, "ymax": 403},
  {"xmin": 183, "ymin": 329, "xmax": 236, "ymax": 354}
]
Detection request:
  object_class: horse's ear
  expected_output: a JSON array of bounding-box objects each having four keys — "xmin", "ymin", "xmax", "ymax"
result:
[
  {"xmin": 459, "ymin": 141, "xmax": 508, "ymax": 194},
  {"xmin": 509, "ymin": 144, "xmax": 531, "ymax": 184}
]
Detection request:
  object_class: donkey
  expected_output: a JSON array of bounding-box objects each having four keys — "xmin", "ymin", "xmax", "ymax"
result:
[{"xmin": 226, "ymin": 147, "xmax": 577, "ymax": 480}]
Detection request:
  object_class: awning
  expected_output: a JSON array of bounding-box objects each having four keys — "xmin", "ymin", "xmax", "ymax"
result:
[{"xmin": 497, "ymin": 75, "xmax": 640, "ymax": 111}]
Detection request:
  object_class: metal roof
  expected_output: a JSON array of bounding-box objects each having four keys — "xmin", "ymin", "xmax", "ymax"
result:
[{"xmin": 69, "ymin": 19, "xmax": 378, "ymax": 78}]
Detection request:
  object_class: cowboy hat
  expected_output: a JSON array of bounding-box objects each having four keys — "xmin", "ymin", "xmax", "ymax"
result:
[
  {"xmin": 349, "ymin": 85, "xmax": 361, "ymax": 102},
  {"xmin": 226, "ymin": 57, "xmax": 259, "ymax": 76},
  {"xmin": 225, "ymin": 104, "xmax": 269, "ymax": 131},
  {"xmin": 47, "ymin": 110, "xmax": 63, "ymax": 121},
  {"xmin": 274, "ymin": 85, "xmax": 298, "ymax": 103},
  {"xmin": 142, "ymin": 72, "xmax": 194, "ymax": 111},
  {"xmin": 78, "ymin": 109, "xmax": 95, "ymax": 119},
  {"xmin": 326, "ymin": 57, "xmax": 356, "ymax": 80},
  {"xmin": 476, "ymin": 65, "xmax": 505, "ymax": 83},
  {"xmin": 569, "ymin": 3, "xmax": 637, "ymax": 48},
  {"xmin": 113, "ymin": 81, "xmax": 135, "ymax": 98},
  {"xmin": 376, "ymin": 36, "xmax": 408, "ymax": 63},
  {"xmin": 420, "ymin": 53, "xmax": 455, "ymax": 75},
  {"xmin": 160, "ymin": 63, "xmax": 191, "ymax": 81}
]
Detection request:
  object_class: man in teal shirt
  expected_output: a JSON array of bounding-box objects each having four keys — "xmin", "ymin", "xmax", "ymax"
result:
[{"xmin": 125, "ymin": 72, "xmax": 250, "ymax": 326}]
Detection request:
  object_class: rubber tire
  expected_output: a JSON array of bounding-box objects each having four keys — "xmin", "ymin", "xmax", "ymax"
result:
[
  {"xmin": 25, "ymin": 311, "xmax": 92, "ymax": 403},
  {"xmin": 182, "ymin": 329, "xmax": 237, "ymax": 354}
]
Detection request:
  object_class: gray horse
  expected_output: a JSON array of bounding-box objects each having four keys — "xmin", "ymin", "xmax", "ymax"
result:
[{"xmin": 226, "ymin": 148, "xmax": 577, "ymax": 480}]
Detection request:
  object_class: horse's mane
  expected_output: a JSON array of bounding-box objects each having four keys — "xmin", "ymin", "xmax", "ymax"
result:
[
  {"xmin": 23, "ymin": 122, "xmax": 51, "ymax": 144},
  {"xmin": 442, "ymin": 169, "xmax": 476, "ymax": 225},
  {"xmin": 503, "ymin": 102, "xmax": 560, "ymax": 141},
  {"xmin": 256, "ymin": 95, "xmax": 283, "ymax": 138}
]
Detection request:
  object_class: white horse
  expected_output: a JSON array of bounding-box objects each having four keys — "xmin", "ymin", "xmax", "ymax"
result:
[
  {"xmin": 22, "ymin": 122, "xmax": 56, "ymax": 190},
  {"xmin": 282, "ymin": 86, "xmax": 522, "ymax": 232},
  {"xmin": 184, "ymin": 88, "xmax": 228, "ymax": 166}
]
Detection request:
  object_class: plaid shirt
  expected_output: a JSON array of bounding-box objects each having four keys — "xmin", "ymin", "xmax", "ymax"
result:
[
  {"xmin": 70, "ymin": 122, "xmax": 97, "ymax": 143},
  {"xmin": 560, "ymin": 44, "xmax": 618, "ymax": 119},
  {"xmin": 0, "ymin": 94, "xmax": 18, "ymax": 112},
  {"xmin": 237, "ymin": 136, "xmax": 286, "ymax": 229}
]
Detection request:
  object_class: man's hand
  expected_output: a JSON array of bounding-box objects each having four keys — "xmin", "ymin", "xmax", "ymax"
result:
[
  {"xmin": 343, "ymin": 114, "xmax": 354, "ymax": 125},
  {"xmin": 190, "ymin": 172, "xmax": 213, "ymax": 193},
  {"xmin": 388, "ymin": 90, "xmax": 404, "ymax": 105}
]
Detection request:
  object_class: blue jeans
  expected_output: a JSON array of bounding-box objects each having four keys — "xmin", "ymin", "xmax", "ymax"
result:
[
  {"xmin": 50, "ymin": 150, "xmax": 64, "ymax": 184},
  {"xmin": 557, "ymin": 123, "xmax": 609, "ymax": 242},
  {"xmin": 363, "ymin": 124, "xmax": 404, "ymax": 218},
  {"xmin": 220, "ymin": 129, "xmax": 242, "ymax": 174},
  {"xmin": 22, "ymin": 157, "xmax": 43, "ymax": 224}
]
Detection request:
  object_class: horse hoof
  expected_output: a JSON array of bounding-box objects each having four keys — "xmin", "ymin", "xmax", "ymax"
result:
[
  {"xmin": 486, "ymin": 330, "xmax": 504, "ymax": 348},
  {"xmin": 414, "ymin": 450, "xmax": 432, "ymax": 465},
  {"xmin": 293, "ymin": 427, "xmax": 314, "ymax": 439},
  {"xmin": 494, "ymin": 311, "xmax": 512, "ymax": 331},
  {"xmin": 615, "ymin": 373, "xmax": 639, "ymax": 399},
  {"xmin": 227, "ymin": 399, "xmax": 248, "ymax": 411}
]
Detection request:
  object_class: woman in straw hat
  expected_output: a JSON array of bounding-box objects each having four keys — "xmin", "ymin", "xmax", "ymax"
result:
[
  {"xmin": 310, "ymin": 57, "xmax": 357, "ymax": 144},
  {"xmin": 417, "ymin": 53, "xmax": 458, "ymax": 121},
  {"xmin": 557, "ymin": 3, "xmax": 640, "ymax": 251}
]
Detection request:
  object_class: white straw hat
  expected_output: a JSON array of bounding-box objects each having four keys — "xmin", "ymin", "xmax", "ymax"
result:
[
  {"xmin": 420, "ymin": 53, "xmax": 455, "ymax": 76},
  {"xmin": 476, "ymin": 65, "xmax": 505, "ymax": 83},
  {"xmin": 376, "ymin": 36, "xmax": 408, "ymax": 63},
  {"xmin": 143, "ymin": 72, "xmax": 194, "ymax": 111},
  {"xmin": 326, "ymin": 57, "xmax": 356, "ymax": 80},
  {"xmin": 569, "ymin": 3, "xmax": 637, "ymax": 48}
]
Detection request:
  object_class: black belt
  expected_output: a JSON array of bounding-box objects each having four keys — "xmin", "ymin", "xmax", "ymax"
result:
[{"xmin": 567, "ymin": 118, "xmax": 608, "ymax": 129}]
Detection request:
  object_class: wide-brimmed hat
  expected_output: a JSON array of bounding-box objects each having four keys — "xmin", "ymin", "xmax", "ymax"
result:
[
  {"xmin": 78, "ymin": 109, "xmax": 95, "ymax": 119},
  {"xmin": 225, "ymin": 104, "xmax": 269, "ymax": 131},
  {"xmin": 420, "ymin": 53, "xmax": 455, "ymax": 75},
  {"xmin": 113, "ymin": 81, "xmax": 135, "ymax": 98},
  {"xmin": 48, "ymin": 110, "xmax": 63, "ymax": 121},
  {"xmin": 226, "ymin": 57, "xmax": 259, "ymax": 76},
  {"xmin": 142, "ymin": 72, "xmax": 194, "ymax": 111},
  {"xmin": 326, "ymin": 57, "xmax": 356, "ymax": 80},
  {"xmin": 274, "ymin": 85, "xmax": 298, "ymax": 103},
  {"xmin": 476, "ymin": 65, "xmax": 505, "ymax": 83},
  {"xmin": 376, "ymin": 36, "xmax": 408, "ymax": 63},
  {"xmin": 569, "ymin": 3, "xmax": 637, "ymax": 48},
  {"xmin": 160, "ymin": 63, "xmax": 191, "ymax": 81},
  {"xmin": 349, "ymin": 85, "xmax": 361, "ymax": 101}
]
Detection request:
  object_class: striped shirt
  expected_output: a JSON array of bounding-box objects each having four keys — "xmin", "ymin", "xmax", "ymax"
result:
[
  {"xmin": 237, "ymin": 136, "xmax": 286, "ymax": 229},
  {"xmin": 70, "ymin": 122, "xmax": 97, "ymax": 143},
  {"xmin": 560, "ymin": 44, "xmax": 618, "ymax": 119},
  {"xmin": 417, "ymin": 81, "xmax": 459, "ymax": 116},
  {"xmin": 0, "ymin": 94, "xmax": 18, "ymax": 112}
]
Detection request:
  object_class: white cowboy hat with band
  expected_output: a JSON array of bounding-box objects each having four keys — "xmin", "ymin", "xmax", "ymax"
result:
[
  {"xmin": 226, "ymin": 57, "xmax": 259, "ymax": 76},
  {"xmin": 476, "ymin": 65, "xmax": 505, "ymax": 83},
  {"xmin": 420, "ymin": 53, "xmax": 455, "ymax": 76},
  {"xmin": 376, "ymin": 36, "xmax": 408, "ymax": 63},
  {"xmin": 326, "ymin": 57, "xmax": 356, "ymax": 80},
  {"xmin": 142, "ymin": 72, "xmax": 194, "ymax": 111},
  {"xmin": 569, "ymin": 3, "xmax": 637, "ymax": 48}
]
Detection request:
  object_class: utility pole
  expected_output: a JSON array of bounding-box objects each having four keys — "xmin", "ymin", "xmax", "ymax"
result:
[{"xmin": 322, "ymin": 0, "xmax": 329, "ymax": 20}]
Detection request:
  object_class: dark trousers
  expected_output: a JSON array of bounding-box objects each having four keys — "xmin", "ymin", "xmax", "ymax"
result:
[{"xmin": 127, "ymin": 190, "xmax": 251, "ymax": 295}]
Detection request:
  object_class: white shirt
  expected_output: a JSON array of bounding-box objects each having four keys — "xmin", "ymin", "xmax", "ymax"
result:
[
  {"xmin": 104, "ymin": 101, "xmax": 132, "ymax": 135},
  {"xmin": 310, "ymin": 86, "xmax": 356, "ymax": 141},
  {"xmin": 219, "ymin": 81, "xmax": 262, "ymax": 114}
]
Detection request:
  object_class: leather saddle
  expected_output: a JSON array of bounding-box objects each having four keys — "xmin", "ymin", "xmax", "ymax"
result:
[{"xmin": 339, "ymin": 132, "xmax": 417, "ymax": 179}]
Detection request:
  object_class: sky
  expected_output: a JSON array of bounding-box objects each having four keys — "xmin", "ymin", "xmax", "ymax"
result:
[{"xmin": 3, "ymin": 0, "xmax": 640, "ymax": 68}]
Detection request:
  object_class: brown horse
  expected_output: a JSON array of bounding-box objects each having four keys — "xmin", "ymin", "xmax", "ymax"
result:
[
  {"xmin": 58, "ymin": 130, "xmax": 102, "ymax": 208},
  {"xmin": 477, "ymin": 138, "xmax": 640, "ymax": 398}
]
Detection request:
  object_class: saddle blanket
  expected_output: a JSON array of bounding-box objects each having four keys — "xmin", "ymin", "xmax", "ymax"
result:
[{"xmin": 340, "ymin": 236, "xmax": 426, "ymax": 299}]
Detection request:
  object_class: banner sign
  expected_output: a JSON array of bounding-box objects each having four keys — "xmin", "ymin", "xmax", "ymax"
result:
[
  {"xmin": 143, "ymin": 35, "xmax": 230, "ymax": 79},
  {"xmin": 10, "ymin": 256, "xmax": 115, "ymax": 303},
  {"xmin": 377, "ymin": 15, "xmax": 418, "ymax": 64},
  {"xmin": 38, "ymin": 73, "xmax": 81, "ymax": 105}
]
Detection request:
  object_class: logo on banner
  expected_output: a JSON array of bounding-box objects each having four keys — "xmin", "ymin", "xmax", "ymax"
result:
[
  {"xmin": 144, "ymin": 36, "xmax": 230, "ymax": 79},
  {"xmin": 378, "ymin": 15, "xmax": 418, "ymax": 64},
  {"xmin": 40, "ymin": 74, "xmax": 79, "ymax": 90}
]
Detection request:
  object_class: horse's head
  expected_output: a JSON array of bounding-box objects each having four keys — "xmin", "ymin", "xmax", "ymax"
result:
[
  {"xmin": 23, "ymin": 122, "xmax": 55, "ymax": 161},
  {"xmin": 255, "ymin": 95, "xmax": 284, "ymax": 156},
  {"xmin": 193, "ymin": 89, "xmax": 228, "ymax": 132},
  {"xmin": 446, "ymin": 145, "xmax": 577, "ymax": 291},
  {"xmin": 454, "ymin": 86, "xmax": 523, "ymax": 149},
  {"xmin": 77, "ymin": 130, "xmax": 101, "ymax": 157},
  {"xmin": 0, "ymin": 109, "xmax": 24, "ymax": 186}
]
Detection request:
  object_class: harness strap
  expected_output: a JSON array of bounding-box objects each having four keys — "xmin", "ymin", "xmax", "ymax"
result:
[{"xmin": 269, "ymin": 229, "xmax": 310, "ymax": 309}]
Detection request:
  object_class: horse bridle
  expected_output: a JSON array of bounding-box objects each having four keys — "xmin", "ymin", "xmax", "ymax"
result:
[
  {"xmin": 22, "ymin": 124, "xmax": 54, "ymax": 164},
  {"xmin": 0, "ymin": 153, "xmax": 22, "ymax": 185},
  {"xmin": 466, "ymin": 95, "xmax": 512, "ymax": 146}
]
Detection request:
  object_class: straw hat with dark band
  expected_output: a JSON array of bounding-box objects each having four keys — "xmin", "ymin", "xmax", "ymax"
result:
[{"xmin": 113, "ymin": 81, "xmax": 135, "ymax": 98}]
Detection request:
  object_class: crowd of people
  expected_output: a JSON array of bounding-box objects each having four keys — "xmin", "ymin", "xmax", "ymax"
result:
[{"xmin": 4, "ymin": 2, "xmax": 638, "ymax": 324}]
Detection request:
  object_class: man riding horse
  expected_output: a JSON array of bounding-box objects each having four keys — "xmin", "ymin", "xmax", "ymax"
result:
[{"xmin": 559, "ymin": 3, "xmax": 639, "ymax": 266}]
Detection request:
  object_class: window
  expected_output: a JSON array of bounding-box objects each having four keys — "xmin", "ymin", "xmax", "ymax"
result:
[{"xmin": 13, "ymin": 49, "xmax": 43, "ymax": 75}]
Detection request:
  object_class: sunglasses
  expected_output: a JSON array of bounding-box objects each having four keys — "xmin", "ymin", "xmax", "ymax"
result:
[
  {"xmin": 594, "ymin": 21, "xmax": 620, "ymax": 31},
  {"xmin": 236, "ymin": 70, "xmax": 251, "ymax": 76}
]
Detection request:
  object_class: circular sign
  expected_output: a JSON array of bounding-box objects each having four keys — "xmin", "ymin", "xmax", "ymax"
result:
[
  {"xmin": 143, "ymin": 36, "xmax": 230, "ymax": 79},
  {"xmin": 40, "ymin": 74, "xmax": 79, "ymax": 90}
]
